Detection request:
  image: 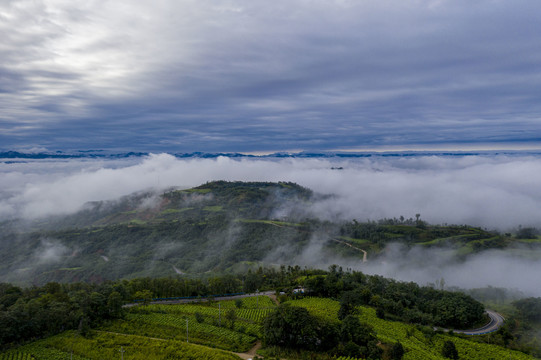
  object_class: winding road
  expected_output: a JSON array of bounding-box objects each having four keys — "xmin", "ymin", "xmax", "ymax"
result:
[
  {"xmin": 444, "ymin": 310, "xmax": 505, "ymax": 335},
  {"xmin": 125, "ymin": 290, "xmax": 505, "ymax": 337},
  {"xmin": 330, "ymin": 237, "xmax": 368, "ymax": 262}
]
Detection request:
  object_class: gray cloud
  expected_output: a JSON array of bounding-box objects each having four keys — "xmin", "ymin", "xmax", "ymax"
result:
[
  {"xmin": 34, "ymin": 238, "xmax": 70, "ymax": 264},
  {"xmin": 292, "ymin": 240, "xmax": 541, "ymax": 297},
  {"xmin": 1, "ymin": 1, "xmax": 541, "ymax": 151}
]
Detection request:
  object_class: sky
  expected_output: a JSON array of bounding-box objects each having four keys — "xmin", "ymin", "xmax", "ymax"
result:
[{"xmin": 1, "ymin": 0, "xmax": 541, "ymax": 153}]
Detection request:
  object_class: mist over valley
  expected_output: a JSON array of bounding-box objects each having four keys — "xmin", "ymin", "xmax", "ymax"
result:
[{"xmin": 2, "ymin": 152, "xmax": 541, "ymax": 298}]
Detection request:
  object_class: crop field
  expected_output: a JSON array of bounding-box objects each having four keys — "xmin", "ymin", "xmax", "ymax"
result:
[
  {"xmin": 2, "ymin": 330, "xmax": 240, "ymax": 360},
  {"xmin": 0, "ymin": 296, "xmax": 275, "ymax": 359},
  {"xmin": 2, "ymin": 293, "xmax": 537, "ymax": 360},
  {"xmin": 97, "ymin": 295, "xmax": 276, "ymax": 353},
  {"xmin": 112, "ymin": 312, "xmax": 256, "ymax": 351},
  {"xmin": 289, "ymin": 297, "xmax": 536, "ymax": 360},
  {"xmin": 0, "ymin": 354, "xmax": 35, "ymax": 360}
]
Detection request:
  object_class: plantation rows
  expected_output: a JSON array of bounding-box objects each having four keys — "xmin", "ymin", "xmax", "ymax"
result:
[
  {"xmin": 138, "ymin": 299, "xmax": 274, "ymax": 331},
  {"xmin": 138, "ymin": 306, "xmax": 263, "ymax": 334},
  {"xmin": 127, "ymin": 312, "xmax": 256, "ymax": 351},
  {"xmin": 235, "ymin": 308, "xmax": 274, "ymax": 323},
  {"xmin": 218, "ymin": 295, "xmax": 276, "ymax": 309},
  {"xmin": 99, "ymin": 319, "xmax": 244, "ymax": 352},
  {"xmin": 0, "ymin": 353, "xmax": 34, "ymax": 360},
  {"xmin": 1, "ymin": 343, "xmax": 91, "ymax": 360},
  {"xmin": 6, "ymin": 331, "xmax": 241, "ymax": 360},
  {"xmin": 288, "ymin": 297, "xmax": 340, "ymax": 322}
]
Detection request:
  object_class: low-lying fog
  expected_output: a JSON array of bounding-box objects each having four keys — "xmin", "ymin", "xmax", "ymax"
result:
[{"xmin": 2, "ymin": 153, "xmax": 541, "ymax": 295}]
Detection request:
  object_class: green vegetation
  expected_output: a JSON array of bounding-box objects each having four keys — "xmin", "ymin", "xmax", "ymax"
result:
[
  {"xmin": 1, "ymin": 268, "xmax": 540, "ymax": 359},
  {"xmin": 2, "ymin": 330, "xmax": 240, "ymax": 359},
  {"xmin": 286, "ymin": 297, "xmax": 535, "ymax": 360},
  {"xmin": 203, "ymin": 205, "xmax": 223, "ymax": 212}
]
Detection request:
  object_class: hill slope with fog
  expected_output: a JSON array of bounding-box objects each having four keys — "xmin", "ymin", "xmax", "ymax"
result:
[{"xmin": 1, "ymin": 181, "xmax": 539, "ymax": 285}]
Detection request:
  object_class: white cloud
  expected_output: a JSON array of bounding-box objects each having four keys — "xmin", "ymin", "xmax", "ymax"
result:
[
  {"xmin": 34, "ymin": 238, "xmax": 69, "ymax": 264},
  {"xmin": 2, "ymin": 153, "xmax": 541, "ymax": 295},
  {"xmin": 358, "ymin": 244, "xmax": 541, "ymax": 297},
  {"xmin": 1, "ymin": 154, "xmax": 541, "ymax": 230}
]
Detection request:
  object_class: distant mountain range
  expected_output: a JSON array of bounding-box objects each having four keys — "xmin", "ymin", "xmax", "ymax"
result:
[{"xmin": 2, "ymin": 149, "xmax": 541, "ymax": 161}]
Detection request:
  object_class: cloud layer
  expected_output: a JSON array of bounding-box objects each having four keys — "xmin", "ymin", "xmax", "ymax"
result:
[
  {"xmin": 3, "ymin": 154, "xmax": 541, "ymax": 295},
  {"xmin": 1, "ymin": 154, "xmax": 541, "ymax": 230},
  {"xmin": 1, "ymin": 1, "xmax": 541, "ymax": 151}
]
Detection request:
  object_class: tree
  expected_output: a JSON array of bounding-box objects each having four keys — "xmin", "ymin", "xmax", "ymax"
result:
[
  {"xmin": 134, "ymin": 290, "xmax": 153, "ymax": 306},
  {"xmin": 516, "ymin": 227, "xmax": 537, "ymax": 239},
  {"xmin": 225, "ymin": 309, "xmax": 237, "ymax": 329},
  {"xmin": 339, "ymin": 315, "xmax": 381, "ymax": 359},
  {"xmin": 88, "ymin": 292, "xmax": 107, "ymax": 322},
  {"xmin": 442, "ymin": 340, "xmax": 458, "ymax": 359},
  {"xmin": 107, "ymin": 291, "xmax": 124, "ymax": 318},
  {"xmin": 513, "ymin": 297, "xmax": 541, "ymax": 322},
  {"xmin": 78, "ymin": 317, "xmax": 91, "ymax": 337},
  {"xmin": 390, "ymin": 341, "xmax": 405, "ymax": 360},
  {"xmin": 338, "ymin": 290, "xmax": 361, "ymax": 320},
  {"xmin": 195, "ymin": 312, "xmax": 204, "ymax": 323},
  {"xmin": 263, "ymin": 304, "xmax": 319, "ymax": 349},
  {"xmin": 235, "ymin": 299, "xmax": 243, "ymax": 308}
]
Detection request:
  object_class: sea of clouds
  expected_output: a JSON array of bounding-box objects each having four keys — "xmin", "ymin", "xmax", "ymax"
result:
[
  {"xmin": 1, "ymin": 153, "xmax": 540, "ymax": 230},
  {"xmin": 2, "ymin": 153, "xmax": 541, "ymax": 295}
]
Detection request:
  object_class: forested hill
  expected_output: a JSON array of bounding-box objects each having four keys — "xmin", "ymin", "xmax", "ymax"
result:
[
  {"xmin": 0, "ymin": 181, "xmax": 535, "ymax": 285},
  {"xmin": 33, "ymin": 180, "xmax": 314, "ymax": 229}
]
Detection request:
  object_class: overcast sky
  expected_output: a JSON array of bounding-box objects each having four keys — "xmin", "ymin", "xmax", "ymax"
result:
[{"xmin": 1, "ymin": 0, "xmax": 541, "ymax": 152}]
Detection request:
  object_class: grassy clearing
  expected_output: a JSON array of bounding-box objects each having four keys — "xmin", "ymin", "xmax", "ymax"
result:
[
  {"xmin": 203, "ymin": 205, "xmax": 224, "ymax": 212},
  {"xmin": 236, "ymin": 219, "xmax": 303, "ymax": 227},
  {"xmin": 515, "ymin": 238, "xmax": 541, "ymax": 244},
  {"xmin": 338, "ymin": 236, "xmax": 370, "ymax": 245},
  {"xmin": 160, "ymin": 208, "xmax": 193, "ymax": 215},
  {"xmin": 128, "ymin": 219, "xmax": 146, "ymax": 225},
  {"xmin": 182, "ymin": 188, "xmax": 212, "ymax": 194},
  {"xmin": 417, "ymin": 234, "xmax": 471, "ymax": 246}
]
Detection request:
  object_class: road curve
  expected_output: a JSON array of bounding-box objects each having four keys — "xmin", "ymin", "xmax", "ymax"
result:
[{"xmin": 449, "ymin": 310, "xmax": 505, "ymax": 335}]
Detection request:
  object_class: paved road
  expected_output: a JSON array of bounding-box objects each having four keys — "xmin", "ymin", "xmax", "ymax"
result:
[
  {"xmin": 125, "ymin": 293, "xmax": 505, "ymax": 337},
  {"xmin": 123, "ymin": 291, "xmax": 275, "ymax": 308},
  {"xmin": 448, "ymin": 310, "xmax": 505, "ymax": 335}
]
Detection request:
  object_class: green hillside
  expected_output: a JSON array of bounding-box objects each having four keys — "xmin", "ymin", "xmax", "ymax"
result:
[
  {"xmin": 1, "ymin": 266, "xmax": 540, "ymax": 358},
  {"xmin": 1, "ymin": 296, "xmax": 536, "ymax": 360},
  {"xmin": 0, "ymin": 181, "xmax": 538, "ymax": 285}
]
